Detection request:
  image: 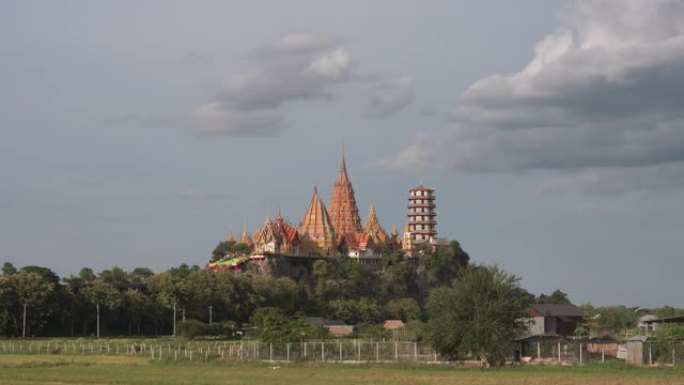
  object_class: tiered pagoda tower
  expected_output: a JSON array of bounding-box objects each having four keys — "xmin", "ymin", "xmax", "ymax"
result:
[
  {"xmin": 328, "ymin": 149, "xmax": 362, "ymax": 237},
  {"xmin": 406, "ymin": 184, "xmax": 437, "ymax": 242}
]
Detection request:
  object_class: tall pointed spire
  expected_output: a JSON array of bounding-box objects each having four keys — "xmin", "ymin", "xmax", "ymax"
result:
[
  {"xmin": 239, "ymin": 223, "xmax": 252, "ymax": 245},
  {"xmin": 329, "ymin": 146, "xmax": 362, "ymax": 236},
  {"xmin": 363, "ymin": 197, "xmax": 387, "ymax": 243},
  {"xmin": 299, "ymin": 186, "xmax": 336, "ymax": 240}
]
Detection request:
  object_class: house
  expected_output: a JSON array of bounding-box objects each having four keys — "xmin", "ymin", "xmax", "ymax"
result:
[
  {"xmin": 383, "ymin": 320, "xmax": 405, "ymax": 330},
  {"xmin": 304, "ymin": 317, "xmax": 357, "ymax": 337},
  {"xmin": 327, "ymin": 325, "xmax": 356, "ymax": 337},
  {"xmin": 527, "ymin": 304, "xmax": 584, "ymax": 336},
  {"xmin": 639, "ymin": 315, "xmax": 684, "ymax": 332}
]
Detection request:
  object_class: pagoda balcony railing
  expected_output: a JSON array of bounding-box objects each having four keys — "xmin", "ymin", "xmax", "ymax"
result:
[
  {"xmin": 408, "ymin": 204, "xmax": 437, "ymax": 210},
  {"xmin": 408, "ymin": 220, "xmax": 438, "ymax": 225},
  {"xmin": 407, "ymin": 196, "xmax": 435, "ymax": 201}
]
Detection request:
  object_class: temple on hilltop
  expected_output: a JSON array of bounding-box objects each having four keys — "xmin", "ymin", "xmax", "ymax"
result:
[{"xmin": 211, "ymin": 148, "xmax": 451, "ymax": 271}]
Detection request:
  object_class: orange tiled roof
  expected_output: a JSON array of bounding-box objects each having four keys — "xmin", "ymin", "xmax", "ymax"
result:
[
  {"xmin": 383, "ymin": 320, "xmax": 405, "ymax": 330},
  {"xmin": 363, "ymin": 199, "xmax": 388, "ymax": 244},
  {"xmin": 299, "ymin": 187, "xmax": 336, "ymax": 240}
]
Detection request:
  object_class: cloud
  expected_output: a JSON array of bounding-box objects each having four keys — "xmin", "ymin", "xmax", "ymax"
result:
[
  {"xmin": 383, "ymin": 0, "xmax": 684, "ymax": 195},
  {"xmin": 539, "ymin": 164, "xmax": 684, "ymax": 199},
  {"xmin": 363, "ymin": 77, "xmax": 414, "ymax": 118},
  {"xmin": 194, "ymin": 34, "xmax": 412, "ymax": 135}
]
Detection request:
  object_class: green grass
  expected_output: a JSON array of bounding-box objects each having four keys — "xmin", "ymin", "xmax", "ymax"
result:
[{"xmin": 1, "ymin": 354, "xmax": 683, "ymax": 385}]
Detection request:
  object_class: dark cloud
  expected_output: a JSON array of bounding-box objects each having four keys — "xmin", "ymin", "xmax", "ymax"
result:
[
  {"xmin": 384, "ymin": 0, "xmax": 684, "ymax": 194},
  {"xmin": 194, "ymin": 34, "xmax": 413, "ymax": 135}
]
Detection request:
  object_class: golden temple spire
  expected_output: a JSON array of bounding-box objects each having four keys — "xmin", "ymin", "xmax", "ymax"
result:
[
  {"xmin": 299, "ymin": 186, "xmax": 336, "ymax": 240},
  {"xmin": 239, "ymin": 223, "xmax": 252, "ymax": 245},
  {"xmin": 363, "ymin": 196, "xmax": 387, "ymax": 243},
  {"xmin": 225, "ymin": 231, "xmax": 236, "ymax": 243}
]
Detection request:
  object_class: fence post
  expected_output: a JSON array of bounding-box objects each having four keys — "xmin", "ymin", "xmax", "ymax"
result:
[
  {"xmin": 394, "ymin": 342, "xmax": 398, "ymax": 361},
  {"xmin": 357, "ymin": 341, "xmax": 361, "ymax": 362},
  {"xmin": 269, "ymin": 343, "xmax": 273, "ymax": 362},
  {"xmin": 558, "ymin": 341, "xmax": 561, "ymax": 362},
  {"xmin": 649, "ymin": 343, "xmax": 653, "ymax": 366},
  {"xmin": 376, "ymin": 342, "xmax": 379, "ymax": 362},
  {"xmin": 339, "ymin": 341, "xmax": 342, "ymax": 362},
  {"xmin": 602, "ymin": 347, "xmax": 605, "ymax": 363},
  {"xmin": 322, "ymin": 342, "xmax": 325, "ymax": 362},
  {"xmin": 537, "ymin": 341, "xmax": 541, "ymax": 361},
  {"xmin": 414, "ymin": 342, "xmax": 418, "ymax": 361},
  {"xmin": 673, "ymin": 348, "xmax": 676, "ymax": 366},
  {"xmin": 287, "ymin": 343, "xmax": 290, "ymax": 362},
  {"xmin": 579, "ymin": 343, "xmax": 582, "ymax": 365},
  {"xmin": 304, "ymin": 341, "xmax": 307, "ymax": 358}
]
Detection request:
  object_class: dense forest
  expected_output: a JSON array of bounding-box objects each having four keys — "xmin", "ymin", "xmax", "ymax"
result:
[{"xmin": 0, "ymin": 241, "xmax": 469, "ymax": 337}]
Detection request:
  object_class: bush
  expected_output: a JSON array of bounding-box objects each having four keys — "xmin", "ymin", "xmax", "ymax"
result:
[{"xmin": 177, "ymin": 319, "xmax": 235, "ymax": 339}]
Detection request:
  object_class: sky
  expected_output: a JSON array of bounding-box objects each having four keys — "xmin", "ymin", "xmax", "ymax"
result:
[{"xmin": 1, "ymin": 0, "xmax": 683, "ymax": 308}]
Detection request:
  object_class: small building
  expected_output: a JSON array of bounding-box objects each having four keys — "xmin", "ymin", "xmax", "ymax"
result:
[
  {"xmin": 383, "ymin": 320, "xmax": 405, "ymax": 330},
  {"xmin": 305, "ymin": 317, "xmax": 357, "ymax": 337},
  {"xmin": 527, "ymin": 304, "xmax": 584, "ymax": 336},
  {"xmin": 640, "ymin": 315, "xmax": 684, "ymax": 332},
  {"xmin": 327, "ymin": 325, "xmax": 357, "ymax": 337},
  {"xmin": 625, "ymin": 335, "xmax": 652, "ymax": 365}
]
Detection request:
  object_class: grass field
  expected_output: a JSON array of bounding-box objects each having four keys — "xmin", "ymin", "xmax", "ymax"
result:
[{"xmin": 1, "ymin": 354, "xmax": 683, "ymax": 385}]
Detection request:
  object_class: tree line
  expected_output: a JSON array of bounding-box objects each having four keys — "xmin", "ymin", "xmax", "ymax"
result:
[
  {"xmin": 3, "ymin": 240, "xmax": 680, "ymax": 366},
  {"xmin": 0, "ymin": 241, "xmax": 470, "ymax": 338}
]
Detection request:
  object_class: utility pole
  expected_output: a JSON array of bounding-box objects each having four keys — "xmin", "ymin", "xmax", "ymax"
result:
[
  {"xmin": 209, "ymin": 306, "xmax": 213, "ymax": 325},
  {"xmin": 22, "ymin": 303, "xmax": 27, "ymax": 338},
  {"xmin": 182, "ymin": 307, "xmax": 186, "ymax": 322},
  {"xmin": 173, "ymin": 304, "xmax": 177, "ymax": 337},
  {"xmin": 96, "ymin": 304, "xmax": 100, "ymax": 338}
]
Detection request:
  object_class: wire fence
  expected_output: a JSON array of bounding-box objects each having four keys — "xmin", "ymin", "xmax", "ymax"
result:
[
  {"xmin": 1, "ymin": 338, "xmax": 682, "ymax": 366},
  {"xmin": 520, "ymin": 338, "xmax": 684, "ymax": 366},
  {"xmin": 0, "ymin": 339, "xmax": 442, "ymax": 363}
]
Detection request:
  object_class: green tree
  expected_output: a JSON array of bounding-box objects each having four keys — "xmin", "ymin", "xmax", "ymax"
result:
[
  {"xmin": 537, "ymin": 289, "xmax": 571, "ymax": 304},
  {"xmin": 425, "ymin": 264, "xmax": 528, "ymax": 367},
  {"xmin": 249, "ymin": 307, "xmax": 311, "ymax": 343},
  {"xmin": 419, "ymin": 240, "xmax": 469, "ymax": 287},
  {"xmin": 385, "ymin": 298, "xmax": 421, "ymax": 322},
  {"xmin": 2, "ymin": 262, "xmax": 17, "ymax": 276}
]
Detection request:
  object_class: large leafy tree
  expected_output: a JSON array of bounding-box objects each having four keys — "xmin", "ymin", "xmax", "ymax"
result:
[{"xmin": 426, "ymin": 264, "xmax": 528, "ymax": 367}]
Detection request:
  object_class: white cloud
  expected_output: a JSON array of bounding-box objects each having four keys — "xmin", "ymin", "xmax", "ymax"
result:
[
  {"xmin": 194, "ymin": 33, "xmax": 413, "ymax": 135},
  {"xmin": 363, "ymin": 77, "xmax": 414, "ymax": 119},
  {"xmin": 384, "ymin": 0, "xmax": 684, "ymax": 195}
]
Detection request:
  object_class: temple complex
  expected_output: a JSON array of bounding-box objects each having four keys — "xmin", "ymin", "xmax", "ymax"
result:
[{"xmin": 209, "ymin": 148, "xmax": 448, "ymax": 272}]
